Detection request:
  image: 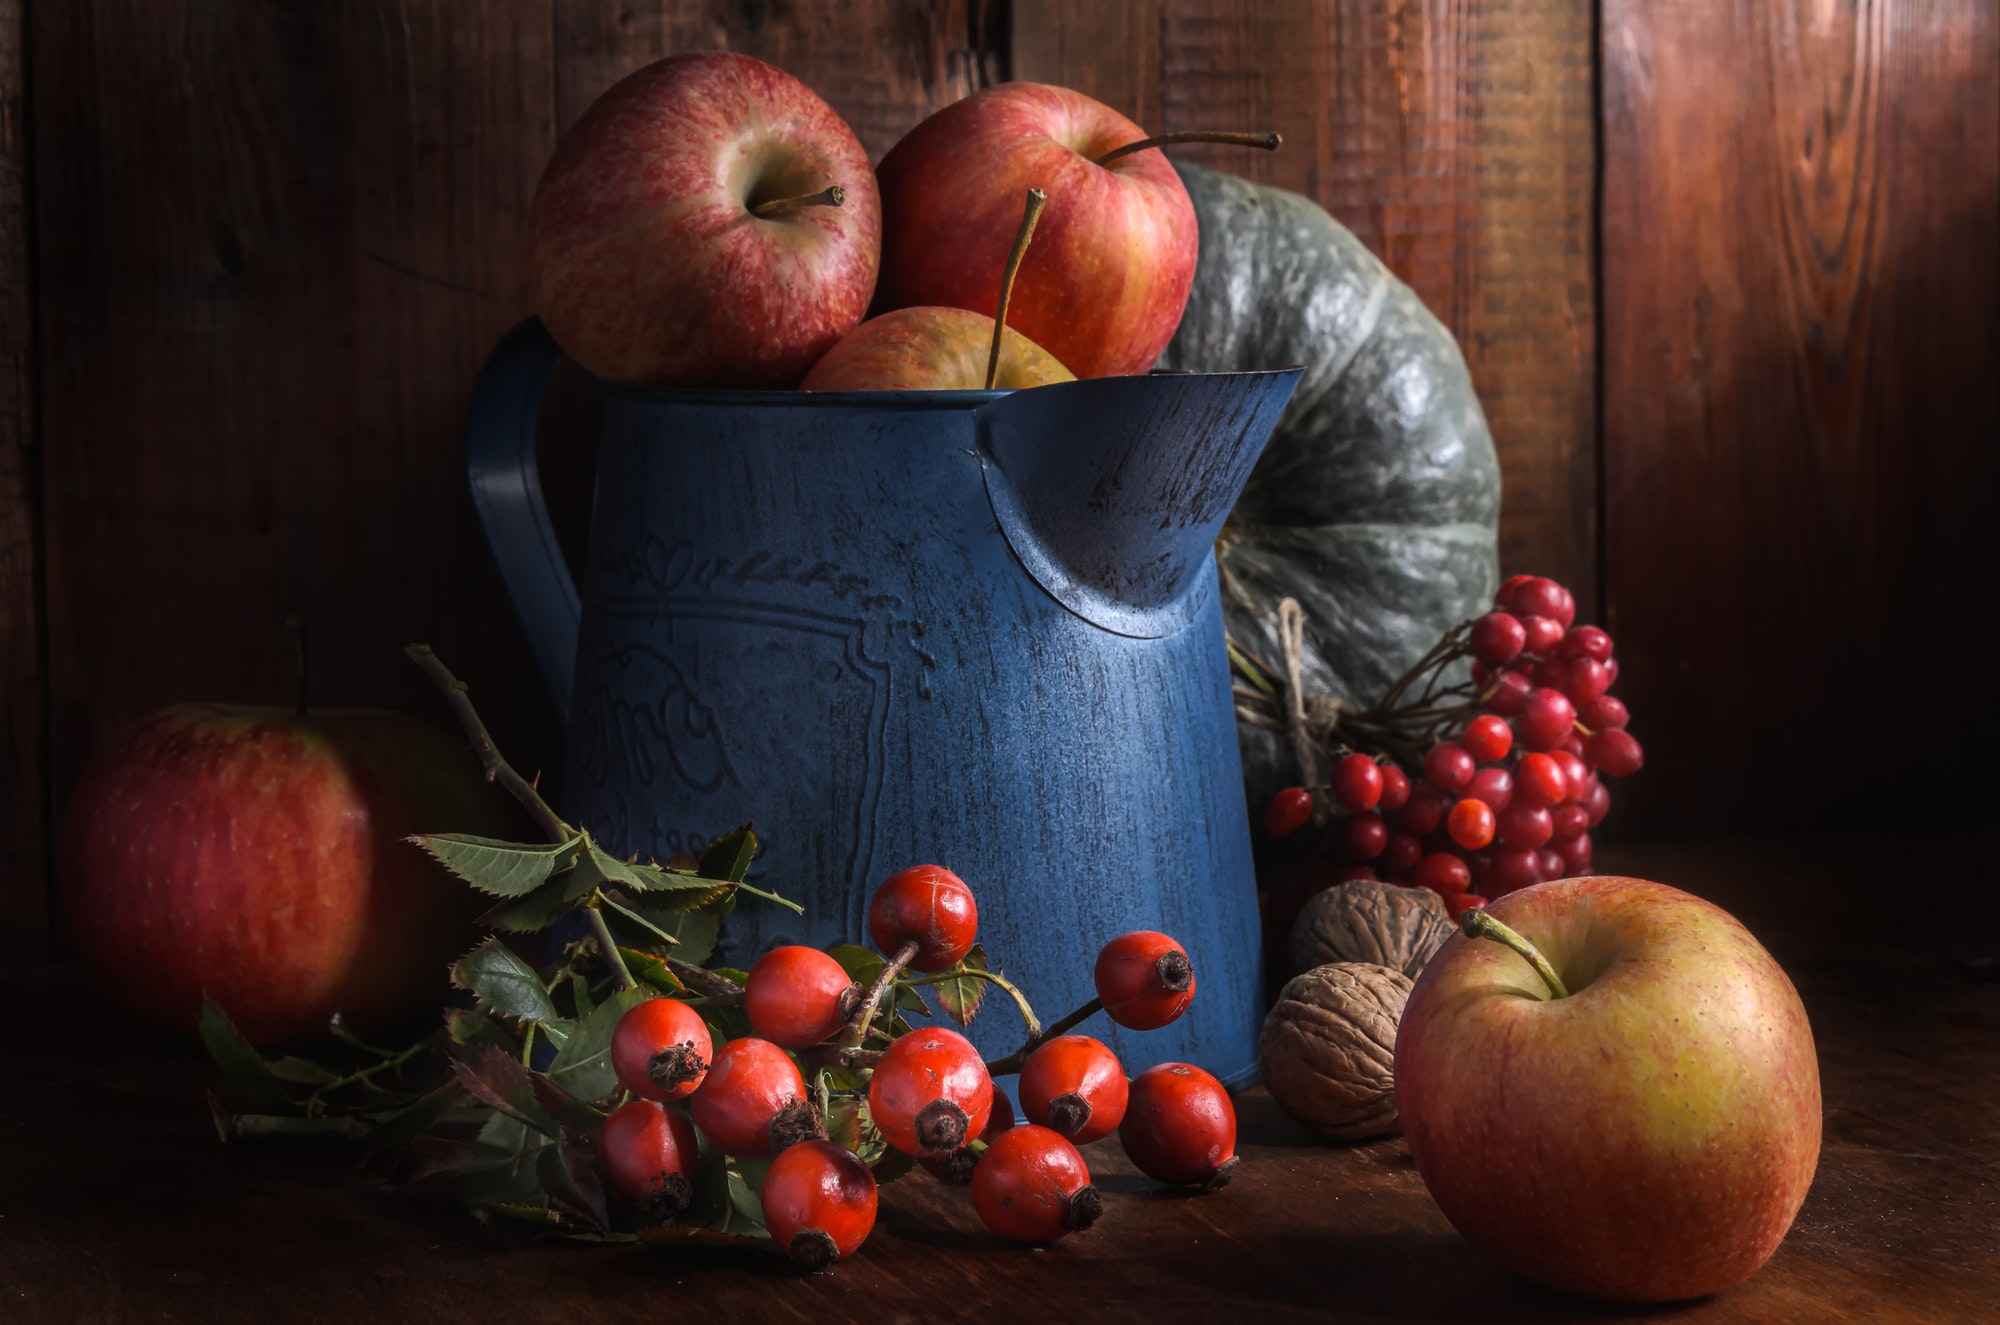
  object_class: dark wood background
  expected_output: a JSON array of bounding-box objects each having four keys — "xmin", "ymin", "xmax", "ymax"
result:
[{"xmin": 0, "ymin": 0, "xmax": 1992, "ymax": 958}]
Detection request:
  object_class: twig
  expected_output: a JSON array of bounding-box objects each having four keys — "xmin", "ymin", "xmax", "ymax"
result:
[
  {"xmin": 800, "ymin": 1044, "xmax": 884, "ymax": 1071},
  {"xmin": 847, "ymin": 942, "xmax": 918, "ymax": 1048},
  {"xmin": 406, "ymin": 645, "xmax": 569, "ymax": 845},
  {"xmin": 666, "ymin": 958, "xmax": 747, "ymax": 1001},
  {"xmin": 983, "ymin": 996, "xmax": 1102, "ymax": 1076},
  {"xmin": 585, "ymin": 904, "xmax": 637, "ymax": 991}
]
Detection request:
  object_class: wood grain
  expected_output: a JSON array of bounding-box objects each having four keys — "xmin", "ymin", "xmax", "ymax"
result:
[
  {"xmin": 2, "ymin": 834, "xmax": 1994, "ymax": 1321},
  {"xmin": 0, "ymin": 0, "xmax": 41, "ymax": 957},
  {"xmin": 1601, "ymin": 0, "xmax": 2000, "ymax": 831},
  {"xmin": 1014, "ymin": 0, "xmax": 1599, "ymax": 608},
  {"xmin": 29, "ymin": 3, "xmax": 568, "ymax": 875}
]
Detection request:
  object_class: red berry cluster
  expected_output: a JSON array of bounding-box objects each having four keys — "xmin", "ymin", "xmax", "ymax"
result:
[
  {"xmin": 597, "ymin": 866, "xmax": 1237, "ymax": 1268},
  {"xmin": 1261, "ymin": 575, "xmax": 1642, "ymax": 917}
]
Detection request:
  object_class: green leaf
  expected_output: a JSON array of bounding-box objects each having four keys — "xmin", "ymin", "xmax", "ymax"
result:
[
  {"xmin": 449, "ymin": 1044, "xmax": 557, "ymax": 1136},
  {"xmin": 615, "ymin": 906, "xmax": 720, "ymax": 966},
  {"xmin": 931, "ymin": 945, "xmax": 991, "ymax": 1027},
  {"xmin": 451, "ymin": 938, "xmax": 560, "ymax": 1025},
  {"xmin": 411, "ymin": 832, "xmax": 582, "ymax": 897},
  {"xmin": 444, "ymin": 1006, "xmax": 517, "ymax": 1052},
  {"xmin": 198, "ymin": 996, "xmax": 294, "ymax": 1112},
  {"xmin": 539, "ymin": 1137, "xmax": 609, "ymax": 1231},
  {"xmin": 478, "ymin": 878, "xmax": 580, "ymax": 934},
  {"xmin": 697, "ymin": 826, "xmax": 758, "ymax": 882},
  {"xmin": 828, "ymin": 943, "xmax": 885, "ymax": 987},
  {"xmin": 531, "ymin": 1073, "xmax": 609, "ymax": 1135},
  {"xmin": 726, "ymin": 1167, "xmax": 767, "ymax": 1232},
  {"xmin": 264, "ymin": 1055, "xmax": 338, "ymax": 1086},
  {"xmin": 824, "ymin": 1096, "xmax": 864, "ymax": 1154},
  {"xmin": 618, "ymin": 947, "xmax": 687, "ymax": 994},
  {"xmin": 359, "ymin": 1083, "xmax": 459, "ymax": 1149},
  {"xmin": 546, "ymin": 985, "xmax": 652, "ymax": 1102},
  {"xmin": 576, "ymin": 835, "xmax": 648, "ymax": 891},
  {"xmin": 683, "ymin": 1135, "xmax": 732, "ymax": 1229},
  {"xmin": 872, "ymin": 1147, "xmax": 917, "ymax": 1186},
  {"xmin": 570, "ymin": 972, "xmax": 596, "ymax": 1022}
]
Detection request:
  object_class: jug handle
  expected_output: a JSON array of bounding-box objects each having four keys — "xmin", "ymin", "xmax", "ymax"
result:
[{"xmin": 465, "ymin": 316, "xmax": 579, "ymax": 722}]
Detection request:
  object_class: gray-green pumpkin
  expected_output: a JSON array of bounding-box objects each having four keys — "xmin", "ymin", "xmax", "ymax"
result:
[{"xmin": 1158, "ymin": 164, "xmax": 1501, "ymax": 810}]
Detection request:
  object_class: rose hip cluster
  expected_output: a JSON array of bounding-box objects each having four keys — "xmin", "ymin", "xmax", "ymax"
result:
[
  {"xmin": 1261, "ymin": 575, "xmax": 1642, "ymax": 917},
  {"xmin": 596, "ymin": 864, "xmax": 1237, "ymax": 1268}
]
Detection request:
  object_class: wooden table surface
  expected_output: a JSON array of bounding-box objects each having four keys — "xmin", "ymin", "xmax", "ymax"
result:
[{"xmin": 3, "ymin": 834, "xmax": 1995, "ymax": 1323}]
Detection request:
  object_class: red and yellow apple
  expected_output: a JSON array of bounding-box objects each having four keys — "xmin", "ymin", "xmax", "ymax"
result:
[
  {"xmin": 1394, "ymin": 875, "xmax": 1821, "ymax": 1302},
  {"xmin": 873, "ymin": 83, "xmax": 1196, "ymax": 380},
  {"xmin": 60, "ymin": 705, "xmax": 523, "ymax": 1046},
  {"xmin": 799, "ymin": 307, "xmax": 1074, "ymax": 391},
  {"xmin": 528, "ymin": 52, "xmax": 881, "ymax": 388}
]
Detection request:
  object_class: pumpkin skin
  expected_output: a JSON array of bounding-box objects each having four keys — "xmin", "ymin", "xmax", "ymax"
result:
[{"xmin": 1157, "ymin": 164, "xmax": 1501, "ymax": 809}]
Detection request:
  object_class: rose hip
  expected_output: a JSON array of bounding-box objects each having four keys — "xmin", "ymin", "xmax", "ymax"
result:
[
  {"xmin": 745, "ymin": 946, "xmax": 861, "ymax": 1050},
  {"xmin": 868, "ymin": 1027, "xmax": 993, "ymax": 1156},
  {"xmin": 971, "ymin": 1125, "xmax": 1101, "ymax": 1242},
  {"xmin": 1018, "ymin": 1035, "xmax": 1129, "ymax": 1145},
  {"xmin": 1094, "ymin": 931, "xmax": 1195, "ymax": 1031},
  {"xmin": 761, "ymin": 1139, "xmax": 878, "ymax": 1268},
  {"xmin": 688, "ymin": 1037, "xmax": 811, "ymax": 1158},
  {"xmin": 919, "ymin": 1091, "xmax": 1016, "ymax": 1185},
  {"xmin": 867, "ymin": 864, "xmax": 978, "ymax": 971},
  {"xmin": 600, "ymin": 1098, "xmax": 700, "ymax": 1218},
  {"xmin": 1120, "ymin": 1063, "xmax": 1239, "ymax": 1189},
  {"xmin": 610, "ymin": 997, "xmax": 712, "ymax": 1103}
]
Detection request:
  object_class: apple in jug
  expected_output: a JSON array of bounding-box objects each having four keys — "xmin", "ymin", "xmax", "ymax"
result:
[
  {"xmin": 60, "ymin": 704, "xmax": 524, "ymax": 1046},
  {"xmin": 1394, "ymin": 875, "xmax": 1821, "ymax": 1302},
  {"xmin": 528, "ymin": 51, "xmax": 881, "ymax": 388}
]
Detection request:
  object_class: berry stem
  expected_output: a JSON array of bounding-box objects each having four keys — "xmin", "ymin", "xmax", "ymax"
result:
[
  {"xmin": 799, "ymin": 1043, "xmax": 885, "ymax": 1071},
  {"xmin": 1458, "ymin": 909, "xmax": 1569, "ymax": 1000},
  {"xmin": 405, "ymin": 644, "xmax": 570, "ymax": 845},
  {"xmin": 981, "ymin": 995, "xmax": 1102, "ymax": 1077},
  {"xmin": 901, "ymin": 967, "xmax": 1042, "ymax": 1041},
  {"xmin": 846, "ymin": 940, "xmax": 919, "ymax": 1048},
  {"xmin": 664, "ymin": 957, "xmax": 746, "ymax": 1001},
  {"xmin": 985, "ymin": 188, "xmax": 1048, "ymax": 391},
  {"xmin": 749, "ymin": 184, "xmax": 845, "ymax": 218},
  {"xmin": 585, "ymin": 902, "xmax": 638, "ymax": 991},
  {"xmin": 1094, "ymin": 129, "xmax": 1281, "ymax": 167}
]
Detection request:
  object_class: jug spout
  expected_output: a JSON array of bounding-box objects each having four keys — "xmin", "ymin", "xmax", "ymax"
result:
[{"xmin": 976, "ymin": 368, "xmax": 1301, "ymax": 638}]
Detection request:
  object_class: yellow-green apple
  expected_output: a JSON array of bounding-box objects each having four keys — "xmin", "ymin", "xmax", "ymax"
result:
[
  {"xmin": 60, "ymin": 705, "xmax": 523, "ymax": 1046},
  {"xmin": 528, "ymin": 52, "xmax": 880, "ymax": 387},
  {"xmin": 800, "ymin": 307, "xmax": 1074, "ymax": 390},
  {"xmin": 1394, "ymin": 876, "xmax": 1820, "ymax": 1302},
  {"xmin": 873, "ymin": 83, "xmax": 1197, "ymax": 380}
]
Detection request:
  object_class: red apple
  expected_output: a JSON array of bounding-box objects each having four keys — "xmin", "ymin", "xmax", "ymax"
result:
[
  {"xmin": 873, "ymin": 83, "xmax": 1195, "ymax": 380},
  {"xmin": 799, "ymin": 307, "xmax": 1074, "ymax": 391},
  {"xmin": 528, "ymin": 52, "xmax": 881, "ymax": 387},
  {"xmin": 1395, "ymin": 876, "xmax": 1820, "ymax": 1302},
  {"xmin": 60, "ymin": 705, "xmax": 524, "ymax": 1045}
]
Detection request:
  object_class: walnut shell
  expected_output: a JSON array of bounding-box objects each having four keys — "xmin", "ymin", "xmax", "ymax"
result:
[
  {"xmin": 1259, "ymin": 962, "xmax": 1413, "ymax": 1140},
  {"xmin": 1287, "ymin": 879, "xmax": 1454, "ymax": 979}
]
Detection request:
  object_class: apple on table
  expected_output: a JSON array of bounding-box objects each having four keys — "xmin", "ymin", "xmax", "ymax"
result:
[
  {"xmin": 61, "ymin": 704, "xmax": 525, "ymax": 1046},
  {"xmin": 1394, "ymin": 874, "xmax": 1821, "ymax": 1302}
]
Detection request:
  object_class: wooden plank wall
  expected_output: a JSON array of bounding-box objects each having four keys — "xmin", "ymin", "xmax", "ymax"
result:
[{"xmin": 0, "ymin": 1, "xmax": 1993, "ymax": 952}]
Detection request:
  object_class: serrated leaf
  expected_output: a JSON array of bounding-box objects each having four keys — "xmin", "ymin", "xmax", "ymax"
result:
[
  {"xmin": 824, "ymin": 1096, "xmax": 864, "ymax": 1153},
  {"xmin": 546, "ymin": 985, "xmax": 652, "ymax": 1102},
  {"xmin": 619, "ymin": 948, "xmax": 687, "ymax": 994},
  {"xmin": 444, "ymin": 1006, "xmax": 517, "ymax": 1051},
  {"xmin": 570, "ymin": 972, "xmax": 595, "ymax": 1021},
  {"xmin": 531, "ymin": 1073, "xmax": 609, "ymax": 1134},
  {"xmin": 696, "ymin": 826, "xmax": 757, "ymax": 882},
  {"xmin": 412, "ymin": 833, "xmax": 582, "ymax": 897},
  {"xmin": 452, "ymin": 938, "xmax": 560, "ymax": 1025},
  {"xmin": 264, "ymin": 1055, "xmax": 339, "ymax": 1086},
  {"xmin": 932, "ymin": 945, "xmax": 991, "ymax": 1026},
  {"xmin": 478, "ymin": 878, "xmax": 579, "ymax": 934},
  {"xmin": 198, "ymin": 996, "xmax": 294, "ymax": 1112},
  {"xmin": 450, "ymin": 1044, "xmax": 557, "ymax": 1136},
  {"xmin": 614, "ymin": 877, "xmax": 735, "ymax": 915},
  {"xmin": 577, "ymin": 835, "xmax": 648, "ymax": 891},
  {"xmin": 827, "ymin": 943, "xmax": 884, "ymax": 986},
  {"xmin": 360, "ymin": 1083, "xmax": 459, "ymax": 1149},
  {"xmin": 539, "ymin": 1137, "xmax": 610, "ymax": 1231}
]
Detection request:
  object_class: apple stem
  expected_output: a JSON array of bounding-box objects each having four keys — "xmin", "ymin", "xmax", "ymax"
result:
[
  {"xmin": 1095, "ymin": 129, "xmax": 1281, "ymax": 168},
  {"xmin": 985, "ymin": 187, "xmax": 1048, "ymax": 391},
  {"xmin": 1460, "ymin": 909, "xmax": 1570, "ymax": 1000},
  {"xmin": 586, "ymin": 902, "xmax": 638, "ymax": 991},
  {"xmin": 286, "ymin": 612, "xmax": 309, "ymax": 715},
  {"xmin": 404, "ymin": 643, "xmax": 571, "ymax": 845},
  {"xmin": 750, "ymin": 184, "xmax": 845, "ymax": 219}
]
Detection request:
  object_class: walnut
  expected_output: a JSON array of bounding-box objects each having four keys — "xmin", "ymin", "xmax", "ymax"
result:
[
  {"xmin": 1287, "ymin": 879, "xmax": 1455, "ymax": 979},
  {"xmin": 1259, "ymin": 962, "xmax": 1412, "ymax": 1140}
]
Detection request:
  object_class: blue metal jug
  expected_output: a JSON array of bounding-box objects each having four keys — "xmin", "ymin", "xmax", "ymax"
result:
[{"xmin": 467, "ymin": 317, "xmax": 1299, "ymax": 1084}]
